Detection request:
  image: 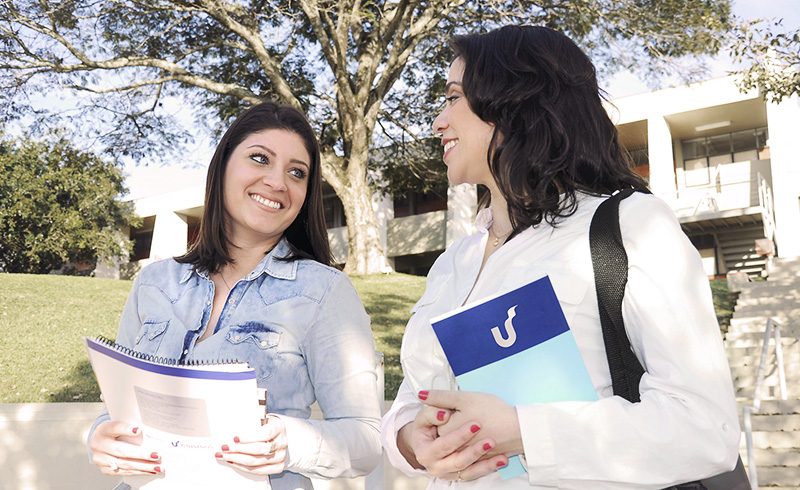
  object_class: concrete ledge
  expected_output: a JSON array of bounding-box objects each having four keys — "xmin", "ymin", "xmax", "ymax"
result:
[{"xmin": 0, "ymin": 403, "xmax": 428, "ymax": 490}]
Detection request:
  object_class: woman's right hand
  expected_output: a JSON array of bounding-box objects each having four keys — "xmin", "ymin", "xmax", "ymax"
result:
[
  {"xmin": 396, "ymin": 402, "xmax": 508, "ymax": 482},
  {"xmin": 89, "ymin": 421, "xmax": 162, "ymax": 476}
]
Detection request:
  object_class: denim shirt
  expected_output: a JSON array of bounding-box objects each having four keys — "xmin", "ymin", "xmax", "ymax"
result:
[{"xmin": 95, "ymin": 238, "xmax": 382, "ymax": 489}]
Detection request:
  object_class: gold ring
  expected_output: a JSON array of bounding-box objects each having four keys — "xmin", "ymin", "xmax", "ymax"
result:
[{"xmin": 457, "ymin": 470, "xmax": 462, "ymax": 481}]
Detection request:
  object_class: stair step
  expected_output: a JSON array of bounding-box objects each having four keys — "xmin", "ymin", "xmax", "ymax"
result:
[
  {"xmin": 726, "ymin": 355, "xmax": 800, "ymax": 369},
  {"xmin": 746, "ymin": 399, "xmax": 800, "ymax": 414},
  {"xmin": 726, "ymin": 337, "xmax": 800, "ymax": 348},
  {"xmin": 754, "ymin": 466, "xmax": 800, "ymax": 486},
  {"xmin": 745, "ymin": 430, "xmax": 800, "ymax": 449},
  {"xmin": 727, "ymin": 321, "xmax": 794, "ymax": 334},
  {"xmin": 737, "ymin": 386, "xmax": 799, "ymax": 399},
  {"xmin": 731, "ymin": 316, "xmax": 798, "ymax": 329},
  {"xmin": 740, "ymin": 413, "xmax": 800, "ymax": 431},
  {"xmin": 740, "ymin": 447, "xmax": 800, "ymax": 466},
  {"xmin": 727, "ymin": 328, "xmax": 800, "ymax": 340}
]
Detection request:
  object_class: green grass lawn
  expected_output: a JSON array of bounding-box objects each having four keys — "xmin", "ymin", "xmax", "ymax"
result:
[
  {"xmin": 0, "ymin": 272, "xmax": 426, "ymax": 402},
  {"xmin": 0, "ymin": 272, "xmax": 735, "ymax": 403}
]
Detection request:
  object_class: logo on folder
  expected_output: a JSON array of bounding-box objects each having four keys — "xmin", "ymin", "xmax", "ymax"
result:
[{"xmin": 430, "ymin": 275, "xmax": 598, "ymax": 480}]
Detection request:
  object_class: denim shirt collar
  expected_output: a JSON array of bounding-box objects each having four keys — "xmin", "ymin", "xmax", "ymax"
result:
[{"xmin": 178, "ymin": 237, "xmax": 298, "ymax": 284}]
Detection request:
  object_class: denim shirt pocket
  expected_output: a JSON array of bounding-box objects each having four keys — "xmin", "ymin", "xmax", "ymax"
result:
[
  {"xmin": 134, "ymin": 320, "xmax": 170, "ymax": 356},
  {"xmin": 225, "ymin": 322, "xmax": 282, "ymax": 381}
]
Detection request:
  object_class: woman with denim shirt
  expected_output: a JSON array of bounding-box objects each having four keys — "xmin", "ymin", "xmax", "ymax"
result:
[{"xmin": 87, "ymin": 102, "xmax": 382, "ymax": 489}]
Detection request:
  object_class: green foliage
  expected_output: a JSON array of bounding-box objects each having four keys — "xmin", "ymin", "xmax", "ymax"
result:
[
  {"xmin": 709, "ymin": 278, "xmax": 737, "ymax": 334},
  {"xmin": 730, "ymin": 18, "xmax": 800, "ymax": 103},
  {"xmin": 0, "ymin": 136, "xmax": 138, "ymax": 273},
  {"xmin": 0, "ymin": 1, "xmax": 737, "ymax": 183},
  {"xmin": 371, "ymin": 137, "xmax": 449, "ymax": 198}
]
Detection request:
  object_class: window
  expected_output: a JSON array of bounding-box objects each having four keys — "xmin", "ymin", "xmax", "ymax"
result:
[
  {"xmin": 322, "ymin": 184, "xmax": 346, "ymax": 228},
  {"xmin": 130, "ymin": 216, "xmax": 155, "ymax": 261},
  {"xmin": 393, "ymin": 190, "xmax": 447, "ymax": 218},
  {"xmin": 681, "ymin": 127, "xmax": 768, "ymax": 187}
]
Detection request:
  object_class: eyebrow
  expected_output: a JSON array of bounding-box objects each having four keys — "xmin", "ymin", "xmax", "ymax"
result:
[
  {"xmin": 444, "ymin": 81, "xmax": 463, "ymax": 93},
  {"xmin": 247, "ymin": 144, "xmax": 310, "ymax": 169}
]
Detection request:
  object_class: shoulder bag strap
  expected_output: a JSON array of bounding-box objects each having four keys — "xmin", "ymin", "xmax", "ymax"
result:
[{"xmin": 589, "ymin": 188, "xmax": 646, "ymax": 401}]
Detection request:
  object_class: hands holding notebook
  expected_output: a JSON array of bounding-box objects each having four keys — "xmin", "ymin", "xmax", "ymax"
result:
[
  {"xmin": 89, "ymin": 421, "xmax": 162, "ymax": 476},
  {"xmin": 214, "ymin": 415, "xmax": 287, "ymax": 476}
]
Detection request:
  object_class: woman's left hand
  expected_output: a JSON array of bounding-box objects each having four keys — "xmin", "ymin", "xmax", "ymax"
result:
[
  {"xmin": 421, "ymin": 390, "xmax": 524, "ymax": 458},
  {"xmin": 217, "ymin": 415, "xmax": 288, "ymax": 475}
]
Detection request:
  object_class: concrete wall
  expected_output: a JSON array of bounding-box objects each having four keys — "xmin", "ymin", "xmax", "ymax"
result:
[
  {"xmin": 0, "ymin": 403, "xmax": 428, "ymax": 490},
  {"xmin": 766, "ymin": 95, "xmax": 800, "ymax": 258}
]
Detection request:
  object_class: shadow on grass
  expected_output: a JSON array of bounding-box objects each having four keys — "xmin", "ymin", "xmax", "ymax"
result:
[
  {"xmin": 44, "ymin": 291, "xmax": 414, "ymax": 402},
  {"xmin": 49, "ymin": 360, "xmax": 102, "ymax": 402},
  {"xmin": 364, "ymin": 292, "xmax": 417, "ymax": 399}
]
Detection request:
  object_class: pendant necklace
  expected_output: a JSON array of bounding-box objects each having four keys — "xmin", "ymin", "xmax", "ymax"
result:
[{"xmin": 489, "ymin": 225, "xmax": 512, "ymax": 247}]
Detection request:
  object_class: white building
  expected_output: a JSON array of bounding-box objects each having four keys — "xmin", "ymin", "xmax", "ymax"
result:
[{"xmin": 123, "ymin": 76, "xmax": 800, "ymax": 278}]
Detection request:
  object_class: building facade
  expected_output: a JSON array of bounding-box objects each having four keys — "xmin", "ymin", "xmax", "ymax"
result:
[{"xmin": 124, "ymin": 76, "xmax": 800, "ymax": 278}]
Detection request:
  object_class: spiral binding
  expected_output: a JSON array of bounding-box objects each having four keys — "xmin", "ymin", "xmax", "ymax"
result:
[{"xmin": 95, "ymin": 335, "xmax": 243, "ymax": 366}]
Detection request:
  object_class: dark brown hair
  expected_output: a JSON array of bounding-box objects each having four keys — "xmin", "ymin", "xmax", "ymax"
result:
[
  {"xmin": 176, "ymin": 102, "xmax": 331, "ymax": 271},
  {"xmin": 451, "ymin": 25, "xmax": 648, "ymax": 231}
]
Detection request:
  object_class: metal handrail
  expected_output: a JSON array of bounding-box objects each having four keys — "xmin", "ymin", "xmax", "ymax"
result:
[{"xmin": 743, "ymin": 318, "xmax": 788, "ymax": 489}]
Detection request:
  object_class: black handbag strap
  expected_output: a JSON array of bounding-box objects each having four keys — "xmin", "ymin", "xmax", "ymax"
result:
[
  {"xmin": 589, "ymin": 188, "xmax": 647, "ymax": 401},
  {"xmin": 589, "ymin": 189, "xmax": 750, "ymax": 490}
]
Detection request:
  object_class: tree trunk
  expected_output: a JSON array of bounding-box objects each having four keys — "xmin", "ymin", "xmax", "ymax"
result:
[
  {"xmin": 339, "ymin": 176, "xmax": 392, "ymax": 275},
  {"xmin": 321, "ymin": 142, "xmax": 392, "ymax": 275}
]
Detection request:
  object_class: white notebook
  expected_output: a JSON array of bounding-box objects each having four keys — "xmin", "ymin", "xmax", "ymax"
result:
[{"xmin": 85, "ymin": 336, "xmax": 269, "ymax": 489}]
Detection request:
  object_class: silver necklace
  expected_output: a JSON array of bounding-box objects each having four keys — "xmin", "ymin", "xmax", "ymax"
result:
[{"xmin": 218, "ymin": 271, "xmax": 233, "ymax": 291}]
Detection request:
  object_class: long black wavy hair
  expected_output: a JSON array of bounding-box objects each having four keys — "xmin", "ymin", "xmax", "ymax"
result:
[
  {"xmin": 451, "ymin": 25, "xmax": 648, "ymax": 231},
  {"xmin": 176, "ymin": 102, "xmax": 331, "ymax": 272}
]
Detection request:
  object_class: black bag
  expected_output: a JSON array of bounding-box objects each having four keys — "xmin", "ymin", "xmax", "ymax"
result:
[{"xmin": 589, "ymin": 188, "xmax": 750, "ymax": 490}]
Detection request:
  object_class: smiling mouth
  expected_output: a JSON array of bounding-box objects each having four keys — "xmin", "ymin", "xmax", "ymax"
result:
[
  {"xmin": 443, "ymin": 139, "xmax": 459, "ymax": 159},
  {"xmin": 250, "ymin": 193, "xmax": 282, "ymax": 209}
]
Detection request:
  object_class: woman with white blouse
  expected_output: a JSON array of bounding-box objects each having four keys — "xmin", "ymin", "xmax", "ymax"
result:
[{"xmin": 380, "ymin": 25, "xmax": 741, "ymax": 489}]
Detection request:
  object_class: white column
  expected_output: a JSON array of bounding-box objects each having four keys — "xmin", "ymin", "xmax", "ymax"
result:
[
  {"xmin": 646, "ymin": 115, "xmax": 677, "ymax": 203},
  {"xmin": 149, "ymin": 211, "xmax": 188, "ymax": 261},
  {"xmin": 446, "ymin": 184, "xmax": 477, "ymax": 246},
  {"xmin": 372, "ymin": 191, "xmax": 395, "ymax": 271},
  {"xmin": 766, "ymin": 95, "xmax": 800, "ymax": 258}
]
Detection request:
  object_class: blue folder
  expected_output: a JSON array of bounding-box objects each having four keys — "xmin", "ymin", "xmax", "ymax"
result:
[{"xmin": 431, "ymin": 275, "xmax": 598, "ymax": 479}]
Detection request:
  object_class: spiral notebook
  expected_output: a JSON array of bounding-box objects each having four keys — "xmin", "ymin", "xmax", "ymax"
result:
[
  {"xmin": 430, "ymin": 276, "xmax": 598, "ymax": 479},
  {"xmin": 85, "ymin": 336, "xmax": 269, "ymax": 489}
]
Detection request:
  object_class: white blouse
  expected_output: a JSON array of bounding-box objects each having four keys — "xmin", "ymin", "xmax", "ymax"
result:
[{"xmin": 381, "ymin": 192, "xmax": 741, "ymax": 489}]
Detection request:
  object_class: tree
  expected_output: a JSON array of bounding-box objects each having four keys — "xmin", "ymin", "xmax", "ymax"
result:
[
  {"xmin": 0, "ymin": 135, "xmax": 137, "ymax": 274},
  {"xmin": 0, "ymin": 0, "xmax": 734, "ymax": 274},
  {"xmin": 730, "ymin": 18, "xmax": 800, "ymax": 103}
]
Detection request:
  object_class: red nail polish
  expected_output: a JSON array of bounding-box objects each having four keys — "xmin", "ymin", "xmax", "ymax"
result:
[
  {"xmin": 483, "ymin": 442, "xmax": 492, "ymax": 451},
  {"xmin": 221, "ymin": 444, "xmax": 229, "ymax": 451},
  {"xmin": 418, "ymin": 390, "xmax": 429, "ymax": 401},
  {"xmin": 233, "ymin": 436, "xmax": 240, "ymax": 443},
  {"xmin": 150, "ymin": 452, "xmax": 159, "ymax": 460},
  {"xmin": 132, "ymin": 427, "xmax": 139, "ymax": 434},
  {"xmin": 496, "ymin": 461, "xmax": 506, "ymax": 468},
  {"xmin": 470, "ymin": 424, "xmax": 480, "ymax": 433},
  {"xmin": 215, "ymin": 452, "xmax": 223, "ymax": 459},
  {"xmin": 154, "ymin": 466, "xmax": 161, "ymax": 473},
  {"xmin": 437, "ymin": 410, "xmax": 445, "ymax": 421}
]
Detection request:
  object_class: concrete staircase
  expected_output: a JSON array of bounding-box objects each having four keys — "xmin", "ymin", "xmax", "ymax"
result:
[
  {"xmin": 725, "ymin": 257, "xmax": 800, "ymax": 489},
  {"xmin": 718, "ymin": 224, "xmax": 769, "ymax": 277}
]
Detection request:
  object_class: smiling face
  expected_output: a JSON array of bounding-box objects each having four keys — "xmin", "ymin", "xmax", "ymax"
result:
[
  {"xmin": 222, "ymin": 128, "xmax": 310, "ymax": 247},
  {"xmin": 432, "ymin": 58, "xmax": 496, "ymax": 187}
]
